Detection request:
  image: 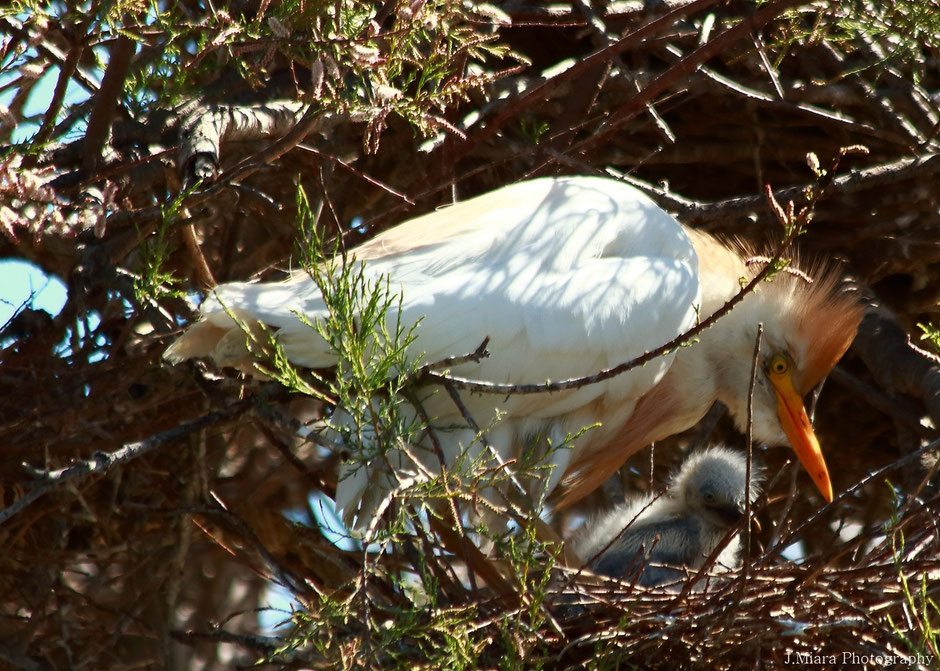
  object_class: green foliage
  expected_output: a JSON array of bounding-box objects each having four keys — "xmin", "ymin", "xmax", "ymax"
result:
[
  {"xmin": 770, "ymin": 1, "xmax": 940, "ymax": 83},
  {"xmin": 133, "ymin": 195, "xmax": 184, "ymax": 304},
  {"xmin": 835, "ymin": 0, "xmax": 940, "ymax": 81},
  {"xmin": 240, "ymin": 187, "xmax": 579, "ymax": 668},
  {"xmin": 917, "ymin": 322, "xmax": 940, "ymax": 353},
  {"xmin": 519, "ymin": 117, "xmax": 550, "ymax": 145},
  {"xmin": 885, "ymin": 490, "xmax": 940, "ymax": 660},
  {"xmin": 189, "ymin": 0, "xmax": 528, "ymax": 146},
  {"xmin": 4, "ymin": 1, "xmax": 523, "ymax": 144},
  {"xmin": 251, "ymin": 186, "xmax": 424, "ymax": 451}
]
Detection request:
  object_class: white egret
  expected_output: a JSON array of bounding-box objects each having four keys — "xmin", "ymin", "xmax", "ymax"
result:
[{"xmin": 165, "ymin": 176, "xmax": 861, "ymax": 530}]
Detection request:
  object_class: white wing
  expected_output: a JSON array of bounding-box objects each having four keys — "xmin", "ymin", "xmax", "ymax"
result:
[
  {"xmin": 167, "ymin": 176, "xmax": 702, "ymax": 525},
  {"xmin": 191, "ymin": 177, "xmax": 699, "ymax": 398}
]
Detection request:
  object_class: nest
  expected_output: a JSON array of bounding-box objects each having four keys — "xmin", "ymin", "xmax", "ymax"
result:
[{"xmin": 1, "ymin": 1, "xmax": 939, "ymax": 668}]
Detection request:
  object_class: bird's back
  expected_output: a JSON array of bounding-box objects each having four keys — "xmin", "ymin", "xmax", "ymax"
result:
[
  {"xmin": 573, "ymin": 496, "xmax": 702, "ymax": 585},
  {"xmin": 166, "ymin": 176, "xmax": 707, "ymax": 529},
  {"xmin": 571, "ymin": 447, "xmax": 756, "ymax": 587},
  {"xmin": 166, "ymin": 177, "xmax": 702, "ymax": 395}
]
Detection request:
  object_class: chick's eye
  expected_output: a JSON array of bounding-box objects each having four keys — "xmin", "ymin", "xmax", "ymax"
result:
[{"xmin": 768, "ymin": 355, "xmax": 789, "ymax": 376}]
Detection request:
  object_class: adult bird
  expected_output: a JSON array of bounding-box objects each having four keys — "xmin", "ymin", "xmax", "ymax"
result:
[
  {"xmin": 570, "ymin": 446, "xmax": 762, "ymax": 587},
  {"xmin": 165, "ymin": 176, "xmax": 861, "ymax": 530}
]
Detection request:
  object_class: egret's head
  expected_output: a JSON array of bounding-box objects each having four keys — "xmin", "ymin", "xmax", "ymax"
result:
[{"xmin": 711, "ymin": 265, "xmax": 863, "ymax": 503}]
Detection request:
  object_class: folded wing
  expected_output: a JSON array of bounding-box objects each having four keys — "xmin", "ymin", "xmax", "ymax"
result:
[{"xmin": 166, "ymin": 176, "xmax": 702, "ymax": 523}]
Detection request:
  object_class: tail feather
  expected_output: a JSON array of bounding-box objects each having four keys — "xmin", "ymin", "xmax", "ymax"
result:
[
  {"xmin": 163, "ymin": 320, "xmax": 230, "ymax": 364},
  {"xmin": 163, "ymin": 277, "xmax": 339, "ymax": 369}
]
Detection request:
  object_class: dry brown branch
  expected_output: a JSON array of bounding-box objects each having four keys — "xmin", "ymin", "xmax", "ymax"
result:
[
  {"xmin": 0, "ymin": 402, "xmax": 252, "ymax": 526},
  {"xmin": 81, "ymin": 36, "xmax": 135, "ymax": 171},
  {"xmin": 605, "ymin": 152, "xmax": 940, "ymax": 232},
  {"xmin": 177, "ymin": 100, "xmax": 307, "ymax": 179},
  {"xmin": 742, "ymin": 323, "xmax": 763, "ymax": 579},
  {"xmin": 569, "ymin": 0, "xmax": 808, "ymax": 156},
  {"xmin": 449, "ymin": 0, "xmax": 727, "ymax": 164},
  {"xmin": 853, "ymin": 306, "xmax": 940, "ymax": 428}
]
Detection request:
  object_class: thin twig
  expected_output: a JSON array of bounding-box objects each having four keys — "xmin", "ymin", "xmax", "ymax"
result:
[
  {"xmin": 565, "ymin": 0, "xmax": 808, "ymax": 155},
  {"xmin": 571, "ymin": 489, "xmax": 669, "ymax": 577},
  {"xmin": 446, "ymin": 0, "xmax": 726, "ymax": 164},
  {"xmin": 412, "ymin": 337, "xmax": 490, "ymax": 378},
  {"xmin": 441, "ymin": 380, "xmax": 528, "ymax": 499},
  {"xmin": 2, "ymin": 402, "xmax": 251, "ymax": 526},
  {"xmin": 761, "ymin": 435, "xmax": 940, "ymax": 565},
  {"xmin": 742, "ymin": 323, "xmax": 763, "ymax": 590},
  {"xmin": 297, "ymin": 142, "xmax": 415, "ymax": 204}
]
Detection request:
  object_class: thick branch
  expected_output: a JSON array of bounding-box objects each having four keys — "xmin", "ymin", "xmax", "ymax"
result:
[
  {"xmin": 616, "ymin": 153, "xmax": 940, "ymax": 227},
  {"xmin": 177, "ymin": 100, "xmax": 323, "ymax": 181},
  {"xmin": 851, "ymin": 306, "xmax": 940, "ymax": 430},
  {"xmin": 33, "ymin": 41, "xmax": 84, "ymax": 147},
  {"xmin": 449, "ymin": 0, "xmax": 726, "ymax": 163},
  {"xmin": 82, "ymin": 36, "xmax": 135, "ymax": 171}
]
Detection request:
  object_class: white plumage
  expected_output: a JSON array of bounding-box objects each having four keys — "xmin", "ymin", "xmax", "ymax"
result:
[
  {"xmin": 165, "ymin": 175, "xmax": 861, "ymax": 531},
  {"xmin": 570, "ymin": 446, "xmax": 762, "ymax": 588}
]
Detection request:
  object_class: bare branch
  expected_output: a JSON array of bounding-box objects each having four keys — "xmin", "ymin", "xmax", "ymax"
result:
[{"xmin": 1, "ymin": 402, "xmax": 251, "ymax": 526}]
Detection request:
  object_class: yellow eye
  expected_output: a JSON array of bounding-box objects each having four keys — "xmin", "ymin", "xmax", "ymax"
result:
[{"xmin": 768, "ymin": 354, "xmax": 790, "ymax": 376}]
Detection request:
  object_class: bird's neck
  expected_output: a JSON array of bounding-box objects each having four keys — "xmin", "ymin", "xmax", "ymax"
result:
[
  {"xmin": 653, "ymin": 228, "xmax": 751, "ymax": 415},
  {"xmin": 684, "ymin": 227, "xmax": 749, "ymax": 316},
  {"xmin": 623, "ymin": 230, "xmax": 755, "ymax": 435},
  {"xmin": 675, "ymin": 227, "xmax": 775, "ymax": 431},
  {"xmin": 553, "ymin": 230, "xmax": 758, "ymax": 509}
]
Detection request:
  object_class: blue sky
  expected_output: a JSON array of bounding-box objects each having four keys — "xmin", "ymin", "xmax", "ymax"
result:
[{"xmin": 0, "ymin": 258, "xmax": 67, "ymax": 328}]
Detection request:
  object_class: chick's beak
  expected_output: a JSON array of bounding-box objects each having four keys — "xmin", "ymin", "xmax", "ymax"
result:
[
  {"xmin": 715, "ymin": 503, "xmax": 745, "ymax": 526},
  {"xmin": 768, "ymin": 371, "xmax": 834, "ymax": 503}
]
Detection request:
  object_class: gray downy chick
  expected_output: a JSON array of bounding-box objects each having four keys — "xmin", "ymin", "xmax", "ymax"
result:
[{"xmin": 570, "ymin": 446, "xmax": 762, "ymax": 588}]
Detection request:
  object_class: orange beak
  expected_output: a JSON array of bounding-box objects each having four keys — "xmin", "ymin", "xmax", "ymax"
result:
[{"xmin": 768, "ymin": 370, "xmax": 834, "ymax": 503}]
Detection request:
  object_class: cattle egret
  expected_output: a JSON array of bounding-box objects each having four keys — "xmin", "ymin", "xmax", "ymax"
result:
[
  {"xmin": 570, "ymin": 446, "xmax": 762, "ymax": 587},
  {"xmin": 165, "ymin": 176, "xmax": 861, "ymax": 530}
]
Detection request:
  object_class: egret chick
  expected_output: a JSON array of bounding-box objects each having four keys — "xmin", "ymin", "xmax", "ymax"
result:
[{"xmin": 571, "ymin": 447, "xmax": 762, "ymax": 588}]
